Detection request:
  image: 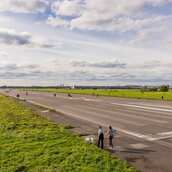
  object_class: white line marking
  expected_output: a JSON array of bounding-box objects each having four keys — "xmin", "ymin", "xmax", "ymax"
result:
[
  {"xmin": 69, "ymin": 97, "xmax": 79, "ymax": 100},
  {"xmin": 157, "ymin": 131, "xmax": 172, "ymax": 136},
  {"xmin": 111, "ymin": 103, "xmax": 172, "ymax": 113},
  {"xmin": 84, "ymin": 98, "xmax": 103, "ymax": 102},
  {"xmin": 41, "ymin": 110, "xmax": 50, "ymax": 113},
  {"xmin": 128, "ymin": 102, "xmax": 172, "ymax": 110},
  {"xmin": 130, "ymin": 143, "xmax": 149, "ymax": 149},
  {"xmin": 148, "ymin": 135, "xmax": 172, "ymax": 140}
]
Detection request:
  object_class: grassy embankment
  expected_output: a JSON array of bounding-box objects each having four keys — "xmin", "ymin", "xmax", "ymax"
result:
[
  {"xmin": 0, "ymin": 95, "xmax": 138, "ymax": 172},
  {"xmin": 30, "ymin": 89, "xmax": 172, "ymax": 101}
]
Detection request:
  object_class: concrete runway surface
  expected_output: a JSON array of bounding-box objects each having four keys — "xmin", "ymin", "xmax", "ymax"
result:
[{"xmin": 1, "ymin": 89, "xmax": 172, "ymax": 172}]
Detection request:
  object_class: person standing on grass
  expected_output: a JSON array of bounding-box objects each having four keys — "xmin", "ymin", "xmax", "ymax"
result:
[
  {"xmin": 106, "ymin": 126, "xmax": 116, "ymax": 149},
  {"xmin": 98, "ymin": 126, "xmax": 104, "ymax": 149}
]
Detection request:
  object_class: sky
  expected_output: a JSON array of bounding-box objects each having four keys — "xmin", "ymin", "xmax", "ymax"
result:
[{"xmin": 0, "ymin": 0, "xmax": 172, "ymax": 86}]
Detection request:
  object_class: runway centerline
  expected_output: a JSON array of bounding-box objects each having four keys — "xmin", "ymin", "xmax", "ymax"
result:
[{"xmin": 111, "ymin": 103, "xmax": 172, "ymax": 113}]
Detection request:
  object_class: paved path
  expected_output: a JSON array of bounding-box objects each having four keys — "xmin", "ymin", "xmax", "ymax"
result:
[{"xmin": 2, "ymin": 89, "xmax": 172, "ymax": 172}]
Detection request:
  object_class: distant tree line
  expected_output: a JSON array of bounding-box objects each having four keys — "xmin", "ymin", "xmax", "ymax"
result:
[
  {"xmin": 159, "ymin": 85, "xmax": 169, "ymax": 92},
  {"xmin": 140, "ymin": 85, "xmax": 169, "ymax": 92}
]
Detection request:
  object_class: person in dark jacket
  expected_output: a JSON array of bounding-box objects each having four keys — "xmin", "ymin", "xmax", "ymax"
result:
[{"xmin": 98, "ymin": 126, "xmax": 104, "ymax": 149}]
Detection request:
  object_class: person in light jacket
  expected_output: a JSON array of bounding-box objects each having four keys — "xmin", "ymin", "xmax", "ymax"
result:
[{"xmin": 106, "ymin": 125, "xmax": 116, "ymax": 149}]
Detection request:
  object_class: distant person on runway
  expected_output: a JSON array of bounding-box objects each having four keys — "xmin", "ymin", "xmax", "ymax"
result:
[
  {"xmin": 106, "ymin": 126, "xmax": 116, "ymax": 149},
  {"xmin": 98, "ymin": 126, "xmax": 104, "ymax": 149},
  {"xmin": 68, "ymin": 93, "xmax": 72, "ymax": 97},
  {"xmin": 161, "ymin": 95, "xmax": 164, "ymax": 100}
]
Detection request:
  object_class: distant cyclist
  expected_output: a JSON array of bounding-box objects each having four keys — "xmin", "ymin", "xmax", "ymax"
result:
[{"xmin": 68, "ymin": 93, "xmax": 72, "ymax": 97}]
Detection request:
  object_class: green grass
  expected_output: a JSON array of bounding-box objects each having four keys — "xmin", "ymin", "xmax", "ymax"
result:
[
  {"xmin": 29, "ymin": 88, "xmax": 172, "ymax": 101},
  {"xmin": 0, "ymin": 95, "xmax": 138, "ymax": 172}
]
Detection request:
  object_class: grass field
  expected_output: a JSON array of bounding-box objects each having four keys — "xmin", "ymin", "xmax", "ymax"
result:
[
  {"xmin": 0, "ymin": 94, "xmax": 138, "ymax": 172},
  {"xmin": 29, "ymin": 88, "xmax": 172, "ymax": 101}
]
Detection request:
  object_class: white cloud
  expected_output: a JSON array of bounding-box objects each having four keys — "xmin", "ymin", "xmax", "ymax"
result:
[
  {"xmin": 0, "ymin": 28, "xmax": 61, "ymax": 48},
  {"xmin": 0, "ymin": 17, "xmax": 10, "ymax": 24},
  {"xmin": 71, "ymin": 15, "xmax": 171, "ymax": 32},
  {"xmin": 1, "ymin": 58, "xmax": 172, "ymax": 85},
  {"xmin": 47, "ymin": 16, "xmax": 70, "ymax": 28},
  {"xmin": 49, "ymin": 0, "xmax": 172, "ymax": 32},
  {"xmin": 69, "ymin": 59, "xmax": 126, "ymax": 68},
  {"xmin": 1, "ymin": 0, "xmax": 172, "ymax": 86},
  {"xmin": 52, "ymin": 0, "xmax": 82, "ymax": 17},
  {"xmin": 128, "ymin": 27, "xmax": 165, "ymax": 46},
  {"xmin": 0, "ymin": 0, "xmax": 48, "ymax": 13},
  {"xmin": 0, "ymin": 51, "xmax": 8, "ymax": 57}
]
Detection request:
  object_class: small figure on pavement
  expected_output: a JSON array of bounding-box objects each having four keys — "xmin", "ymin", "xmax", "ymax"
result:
[
  {"xmin": 98, "ymin": 126, "xmax": 104, "ymax": 149},
  {"xmin": 161, "ymin": 95, "xmax": 164, "ymax": 100},
  {"xmin": 68, "ymin": 93, "xmax": 72, "ymax": 97}
]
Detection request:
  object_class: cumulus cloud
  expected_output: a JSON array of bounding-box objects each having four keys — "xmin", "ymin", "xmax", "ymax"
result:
[
  {"xmin": 0, "ymin": 52, "xmax": 8, "ymax": 58},
  {"xmin": 0, "ymin": 0, "xmax": 48, "ymax": 13},
  {"xmin": 0, "ymin": 17, "xmax": 10, "ymax": 24},
  {"xmin": 47, "ymin": 16, "xmax": 70, "ymax": 28},
  {"xmin": 72, "ymin": 14, "xmax": 172, "ymax": 32},
  {"xmin": 0, "ymin": 58, "xmax": 172, "ymax": 85},
  {"xmin": 0, "ymin": 62, "xmax": 52, "ymax": 79},
  {"xmin": 0, "ymin": 28, "xmax": 61, "ymax": 48},
  {"xmin": 0, "ymin": 71, "xmax": 53, "ymax": 79},
  {"xmin": 51, "ymin": 0, "xmax": 83, "ymax": 17},
  {"xmin": 48, "ymin": 0, "xmax": 172, "ymax": 32},
  {"xmin": 0, "ymin": 63, "xmax": 39, "ymax": 71},
  {"xmin": 69, "ymin": 60, "xmax": 126, "ymax": 68},
  {"xmin": 128, "ymin": 27, "xmax": 165, "ymax": 46}
]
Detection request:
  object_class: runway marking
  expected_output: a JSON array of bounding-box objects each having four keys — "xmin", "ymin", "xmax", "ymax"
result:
[
  {"xmin": 41, "ymin": 110, "xmax": 50, "ymax": 113},
  {"xmin": 112, "ymin": 146, "xmax": 125, "ymax": 151},
  {"xmin": 64, "ymin": 96, "xmax": 103, "ymax": 102},
  {"xmin": 84, "ymin": 98, "xmax": 103, "ymax": 102},
  {"xmin": 146, "ymin": 131, "xmax": 172, "ymax": 141},
  {"xmin": 111, "ymin": 103, "xmax": 172, "ymax": 113},
  {"xmin": 128, "ymin": 102, "xmax": 172, "ymax": 110},
  {"xmin": 130, "ymin": 143, "xmax": 149, "ymax": 149},
  {"xmin": 157, "ymin": 131, "xmax": 172, "ymax": 136}
]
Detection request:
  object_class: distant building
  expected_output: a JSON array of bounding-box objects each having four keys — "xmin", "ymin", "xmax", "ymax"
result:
[{"xmin": 71, "ymin": 85, "xmax": 76, "ymax": 89}]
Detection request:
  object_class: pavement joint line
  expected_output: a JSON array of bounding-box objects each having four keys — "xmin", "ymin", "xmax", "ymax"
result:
[{"xmin": 111, "ymin": 103, "xmax": 172, "ymax": 113}]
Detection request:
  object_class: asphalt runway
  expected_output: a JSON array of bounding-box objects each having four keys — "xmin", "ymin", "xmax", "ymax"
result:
[{"xmin": 1, "ymin": 89, "xmax": 172, "ymax": 172}]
